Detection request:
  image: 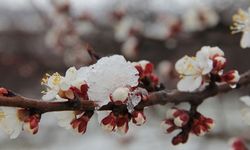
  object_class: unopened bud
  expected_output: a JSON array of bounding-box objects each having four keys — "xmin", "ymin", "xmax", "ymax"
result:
[
  {"xmin": 222, "ymin": 70, "xmax": 240, "ymax": 88},
  {"xmin": 101, "ymin": 113, "xmax": 116, "ymax": 132},
  {"xmin": 132, "ymin": 111, "xmax": 146, "ymax": 126},
  {"xmin": 111, "ymin": 87, "xmax": 129, "ymax": 103}
]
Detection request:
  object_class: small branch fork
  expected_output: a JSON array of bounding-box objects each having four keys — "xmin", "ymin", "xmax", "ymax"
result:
[{"xmin": 0, "ymin": 70, "xmax": 250, "ymax": 113}]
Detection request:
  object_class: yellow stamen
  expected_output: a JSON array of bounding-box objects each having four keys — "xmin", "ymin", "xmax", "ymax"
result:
[
  {"xmin": 41, "ymin": 72, "xmax": 62, "ymax": 86},
  {"xmin": 51, "ymin": 72, "xmax": 62, "ymax": 85},
  {"xmin": 231, "ymin": 9, "xmax": 249, "ymax": 33}
]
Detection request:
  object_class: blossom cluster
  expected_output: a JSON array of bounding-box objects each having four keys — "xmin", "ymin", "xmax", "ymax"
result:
[
  {"xmin": 112, "ymin": 6, "xmax": 218, "ymax": 59},
  {"xmin": 40, "ymin": 55, "xmax": 159, "ymax": 136},
  {"xmin": 175, "ymin": 46, "xmax": 240, "ymax": 92},
  {"xmin": 0, "ymin": 88, "xmax": 41, "ymax": 139},
  {"xmin": 231, "ymin": 8, "xmax": 250, "ymax": 49},
  {"xmin": 46, "ymin": 0, "xmax": 96, "ymax": 67},
  {"xmin": 161, "ymin": 107, "xmax": 214, "ymax": 145}
]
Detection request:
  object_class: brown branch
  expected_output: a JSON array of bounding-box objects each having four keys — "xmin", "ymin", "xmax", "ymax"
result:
[
  {"xmin": 0, "ymin": 70, "xmax": 250, "ymax": 113},
  {"xmin": 0, "ymin": 96, "xmax": 96, "ymax": 113}
]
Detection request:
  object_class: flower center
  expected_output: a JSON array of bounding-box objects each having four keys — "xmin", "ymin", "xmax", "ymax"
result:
[
  {"xmin": 52, "ymin": 73, "xmax": 62, "ymax": 85},
  {"xmin": 231, "ymin": 9, "xmax": 250, "ymax": 33}
]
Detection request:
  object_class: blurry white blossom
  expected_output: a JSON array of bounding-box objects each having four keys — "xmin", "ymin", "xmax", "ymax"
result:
[
  {"xmin": 121, "ymin": 36, "xmax": 138, "ymax": 60},
  {"xmin": 0, "ymin": 107, "xmax": 40, "ymax": 139},
  {"xmin": 182, "ymin": 6, "xmax": 219, "ymax": 32},
  {"xmin": 231, "ymin": 8, "xmax": 250, "ymax": 48},
  {"xmin": 157, "ymin": 60, "xmax": 173, "ymax": 79},
  {"xmin": 115, "ymin": 17, "xmax": 143, "ymax": 42}
]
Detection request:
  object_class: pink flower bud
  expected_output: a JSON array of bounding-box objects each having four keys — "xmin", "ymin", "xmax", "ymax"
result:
[
  {"xmin": 149, "ymin": 74, "xmax": 159, "ymax": 87},
  {"xmin": 23, "ymin": 114, "xmax": 41, "ymax": 134},
  {"xmin": 161, "ymin": 119, "xmax": 176, "ymax": 133},
  {"xmin": 212, "ymin": 56, "xmax": 226, "ymax": 72},
  {"xmin": 132, "ymin": 111, "xmax": 146, "ymax": 126},
  {"xmin": 0, "ymin": 87, "xmax": 8, "ymax": 96},
  {"xmin": 110, "ymin": 87, "xmax": 129, "ymax": 103},
  {"xmin": 229, "ymin": 137, "xmax": 248, "ymax": 150},
  {"xmin": 133, "ymin": 62, "xmax": 144, "ymax": 77},
  {"xmin": 222, "ymin": 70, "xmax": 240, "ymax": 88},
  {"xmin": 191, "ymin": 115, "xmax": 214, "ymax": 136},
  {"xmin": 166, "ymin": 108, "xmax": 179, "ymax": 119},
  {"xmin": 139, "ymin": 60, "xmax": 154, "ymax": 75},
  {"xmin": 205, "ymin": 118, "xmax": 214, "ymax": 131},
  {"xmin": 172, "ymin": 133, "xmax": 188, "ymax": 145},
  {"xmin": 71, "ymin": 116, "xmax": 89, "ymax": 134},
  {"xmin": 70, "ymin": 83, "xmax": 89, "ymax": 100},
  {"xmin": 121, "ymin": 37, "xmax": 138, "ymax": 60},
  {"xmin": 101, "ymin": 113, "xmax": 116, "ymax": 132},
  {"xmin": 174, "ymin": 113, "xmax": 190, "ymax": 127},
  {"xmin": 116, "ymin": 116, "xmax": 129, "ymax": 134}
]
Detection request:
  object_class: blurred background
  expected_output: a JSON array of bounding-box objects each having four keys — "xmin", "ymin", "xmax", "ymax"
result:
[{"xmin": 0, "ymin": 0, "xmax": 250, "ymax": 149}]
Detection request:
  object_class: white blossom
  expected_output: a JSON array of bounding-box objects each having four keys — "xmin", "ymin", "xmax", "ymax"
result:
[
  {"xmin": 111, "ymin": 87, "xmax": 130, "ymax": 102},
  {"xmin": 114, "ymin": 17, "xmax": 143, "ymax": 42},
  {"xmin": 182, "ymin": 7, "xmax": 219, "ymax": 32},
  {"xmin": 75, "ymin": 21, "xmax": 95, "ymax": 35},
  {"xmin": 41, "ymin": 72, "xmax": 64, "ymax": 101},
  {"xmin": 0, "ymin": 107, "xmax": 23, "ymax": 139},
  {"xmin": 175, "ymin": 54, "xmax": 212, "ymax": 92},
  {"xmin": 121, "ymin": 36, "xmax": 138, "ymax": 59},
  {"xmin": 175, "ymin": 46, "xmax": 227, "ymax": 92},
  {"xmin": 232, "ymin": 8, "xmax": 250, "ymax": 48},
  {"xmin": 60, "ymin": 67, "xmax": 78, "ymax": 91},
  {"xmin": 197, "ymin": 46, "xmax": 224, "ymax": 59},
  {"xmin": 42, "ymin": 66, "xmax": 90, "ymax": 101},
  {"xmin": 41, "ymin": 67, "xmax": 91, "ymax": 131}
]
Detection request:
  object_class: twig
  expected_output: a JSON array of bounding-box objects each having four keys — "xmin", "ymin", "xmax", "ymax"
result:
[{"xmin": 0, "ymin": 70, "xmax": 249, "ymax": 113}]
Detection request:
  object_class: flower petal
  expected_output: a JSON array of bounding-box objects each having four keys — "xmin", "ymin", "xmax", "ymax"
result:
[
  {"xmin": 0, "ymin": 107, "xmax": 23, "ymax": 139},
  {"xmin": 54, "ymin": 111, "xmax": 75, "ymax": 130},
  {"xmin": 175, "ymin": 55, "xmax": 199, "ymax": 75},
  {"xmin": 177, "ymin": 76, "xmax": 202, "ymax": 92},
  {"xmin": 196, "ymin": 50, "xmax": 213, "ymax": 74},
  {"xmin": 42, "ymin": 90, "xmax": 58, "ymax": 101},
  {"xmin": 241, "ymin": 31, "xmax": 250, "ymax": 48}
]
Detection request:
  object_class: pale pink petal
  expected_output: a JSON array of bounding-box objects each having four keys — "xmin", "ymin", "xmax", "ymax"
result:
[
  {"xmin": 241, "ymin": 31, "xmax": 250, "ymax": 48},
  {"xmin": 177, "ymin": 76, "xmax": 202, "ymax": 92}
]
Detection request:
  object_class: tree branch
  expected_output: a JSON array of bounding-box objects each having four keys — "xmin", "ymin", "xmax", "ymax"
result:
[{"xmin": 0, "ymin": 70, "xmax": 250, "ymax": 113}]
